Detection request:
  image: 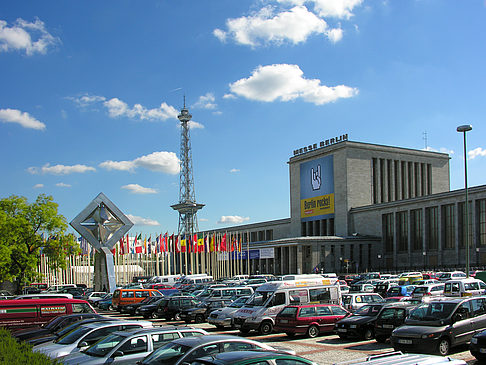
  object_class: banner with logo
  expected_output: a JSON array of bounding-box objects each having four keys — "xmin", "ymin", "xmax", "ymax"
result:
[{"xmin": 300, "ymin": 155, "xmax": 334, "ymax": 221}]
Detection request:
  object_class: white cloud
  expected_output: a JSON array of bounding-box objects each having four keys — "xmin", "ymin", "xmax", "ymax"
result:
[
  {"xmin": 55, "ymin": 182, "xmax": 71, "ymax": 188},
  {"xmin": 214, "ymin": 6, "xmax": 332, "ymax": 47},
  {"xmin": 218, "ymin": 216, "xmax": 250, "ymax": 224},
  {"xmin": 199, "ymin": 218, "xmax": 209, "ymax": 222},
  {"xmin": 282, "ymin": 0, "xmax": 363, "ymax": 19},
  {"xmin": 27, "ymin": 163, "xmax": 95, "ymax": 175},
  {"xmin": 0, "ymin": 108, "xmax": 46, "ymax": 130},
  {"xmin": 326, "ymin": 27, "xmax": 343, "ymax": 43},
  {"xmin": 121, "ymin": 184, "xmax": 158, "ymax": 194},
  {"xmin": 230, "ymin": 168, "xmax": 240, "ymax": 173},
  {"xmin": 100, "ymin": 151, "xmax": 180, "ymax": 175},
  {"xmin": 469, "ymin": 147, "xmax": 486, "ymax": 160},
  {"xmin": 0, "ymin": 17, "xmax": 60, "ymax": 55},
  {"xmin": 33, "ymin": 184, "xmax": 44, "ymax": 189},
  {"xmin": 68, "ymin": 93, "xmax": 178, "ymax": 122},
  {"xmin": 193, "ymin": 93, "xmax": 217, "ymax": 110},
  {"xmin": 424, "ymin": 146, "xmax": 454, "ymax": 155},
  {"xmin": 188, "ymin": 121, "xmax": 204, "ymax": 129},
  {"xmin": 228, "ymin": 64, "xmax": 358, "ymax": 105},
  {"xmin": 126, "ymin": 214, "xmax": 160, "ymax": 226}
]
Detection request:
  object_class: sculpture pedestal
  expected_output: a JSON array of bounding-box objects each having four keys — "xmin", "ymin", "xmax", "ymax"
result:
[{"xmin": 94, "ymin": 247, "xmax": 116, "ymax": 293}]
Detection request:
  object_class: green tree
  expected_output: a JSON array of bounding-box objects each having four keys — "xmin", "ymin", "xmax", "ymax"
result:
[{"xmin": 0, "ymin": 194, "xmax": 80, "ymax": 293}]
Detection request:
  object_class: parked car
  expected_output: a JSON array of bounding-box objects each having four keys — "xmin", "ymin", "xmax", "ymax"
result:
[
  {"xmin": 373, "ymin": 302, "xmax": 417, "ymax": 343},
  {"xmin": 438, "ymin": 271, "xmax": 467, "ymax": 282},
  {"xmin": 391, "ymin": 296, "xmax": 486, "ymax": 355},
  {"xmin": 61, "ymin": 326, "xmax": 208, "ymax": 365},
  {"xmin": 411, "ymin": 284, "xmax": 445, "ymax": 298},
  {"xmin": 112, "ymin": 288, "xmax": 162, "ymax": 311},
  {"xmin": 349, "ymin": 283, "xmax": 375, "ymax": 293},
  {"xmin": 189, "ymin": 350, "xmax": 318, "ymax": 365},
  {"xmin": 137, "ymin": 297, "xmax": 166, "ymax": 319},
  {"xmin": 386, "ymin": 285, "xmax": 416, "ymax": 298},
  {"xmin": 341, "ymin": 293, "xmax": 384, "ymax": 312},
  {"xmin": 274, "ymin": 303, "xmax": 350, "ymax": 338},
  {"xmin": 333, "ymin": 351, "xmax": 466, "ymax": 365},
  {"xmin": 121, "ymin": 296, "xmax": 163, "ymax": 315},
  {"xmin": 335, "ymin": 303, "xmax": 387, "ymax": 340},
  {"xmin": 470, "ymin": 328, "xmax": 486, "ymax": 360},
  {"xmin": 33, "ymin": 320, "xmax": 153, "ymax": 358},
  {"xmin": 181, "ymin": 299, "xmax": 233, "ymax": 324},
  {"xmin": 413, "ymin": 279, "xmax": 438, "ymax": 286},
  {"xmin": 96, "ymin": 293, "xmax": 113, "ymax": 310},
  {"xmin": 155, "ymin": 295, "xmax": 201, "ymax": 320},
  {"xmin": 208, "ymin": 296, "xmax": 250, "ymax": 329},
  {"xmin": 443, "ymin": 278, "xmax": 486, "ymax": 297},
  {"xmin": 85, "ymin": 292, "xmax": 107, "ymax": 305},
  {"xmin": 12, "ymin": 313, "xmax": 102, "ymax": 342},
  {"xmin": 375, "ymin": 280, "xmax": 398, "ymax": 297},
  {"xmin": 140, "ymin": 334, "xmax": 294, "ymax": 365}
]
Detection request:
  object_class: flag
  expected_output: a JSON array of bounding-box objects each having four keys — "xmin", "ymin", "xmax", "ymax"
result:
[
  {"xmin": 181, "ymin": 236, "xmax": 187, "ymax": 253},
  {"xmin": 147, "ymin": 236, "xmax": 152, "ymax": 254},
  {"xmin": 156, "ymin": 235, "xmax": 160, "ymax": 254},
  {"xmin": 119, "ymin": 237, "xmax": 125, "ymax": 255},
  {"xmin": 204, "ymin": 234, "xmax": 209, "ymax": 253},
  {"xmin": 197, "ymin": 234, "xmax": 204, "ymax": 252},
  {"xmin": 163, "ymin": 232, "xmax": 168, "ymax": 252},
  {"xmin": 210, "ymin": 234, "xmax": 215, "ymax": 252},
  {"xmin": 135, "ymin": 233, "xmax": 143, "ymax": 253},
  {"xmin": 220, "ymin": 233, "xmax": 227, "ymax": 252}
]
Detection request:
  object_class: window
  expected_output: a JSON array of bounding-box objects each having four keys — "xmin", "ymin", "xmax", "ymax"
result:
[
  {"xmin": 84, "ymin": 326, "xmax": 118, "ymax": 345},
  {"xmin": 479, "ymin": 200, "xmax": 486, "ymax": 246},
  {"xmin": 270, "ymin": 292, "xmax": 286, "ymax": 307},
  {"xmin": 276, "ymin": 360, "xmax": 312, "ymax": 365},
  {"xmin": 222, "ymin": 342, "xmax": 255, "ymax": 352},
  {"xmin": 135, "ymin": 291, "xmax": 150, "ymax": 298},
  {"xmin": 121, "ymin": 291, "xmax": 134, "ymax": 298},
  {"xmin": 72, "ymin": 303, "xmax": 93, "ymax": 313},
  {"xmin": 442, "ymin": 204, "xmax": 455, "ymax": 249},
  {"xmin": 151, "ymin": 333, "xmax": 179, "ymax": 350},
  {"xmin": 315, "ymin": 306, "xmax": 331, "ymax": 316},
  {"xmin": 309, "ymin": 288, "xmax": 331, "ymax": 303},
  {"xmin": 426, "ymin": 207, "xmax": 439, "ymax": 250},
  {"xmin": 410, "ymin": 209, "xmax": 423, "ymax": 251},
  {"xmin": 383, "ymin": 213, "xmax": 394, "ymax": 253},
  {"xmin": 397, "ymin": 211, "xmax": 408, "ymax": 252},
  {"xmin": 459, "ymin": 202, "xmax": 473, "ymax": 248},
  {"xmin": 298, "ymin": 307, "xmax": 316, "ymax": 317},
  {"xmin": 182, "ymin": 331, "xmax": 203, "ymax": 337},
  {"xmin": 118, "ymin": 336, "xmax": 148, "ymax": 355},
  {"xmin": 289, "ymin": 290, "xmax": 309, "ymax": 304},
  {"xmin": 186, "ymin": 344, "xmax": 220, "ymax": 361},
  {"xmin": 372, "ymin": 158, "xmax": 378, "ymax": 204},
  {"xmin": 455, "ymin": 302, "xmax": 471, "ymax": 319},
  {"xmin": 331, "ymin": 307, "xmax": 348, "ymax": 316},
  {"xmin": 471, "ymin": 298, "xmax": 486, "ymax": 317}
]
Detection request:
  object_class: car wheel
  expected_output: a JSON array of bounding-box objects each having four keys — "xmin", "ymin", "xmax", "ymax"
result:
[
  {"xmin": 307, "ymin": 325, "xmax": 320, "ymax": 338},
  {"xmin": 258, "ymin": 321, "xmax": 273, "ymax": 336},
  {"xmin": 195, "ymin": 314, "xmax": 205, "ymax": 324},
  {"xmin": 363, "ymin": 327, "xmax": 374, "ymax": 340},
  {"xmin": 437, "ymin": 338, "xmax": 450, "ymax": 356},
  {"xmin": 174, "ymin": 313, "xmax": 181, "ymax": 321},
  {"xmin": 375, "ymin": 335, "xmax": 387, "ymax": 343},
  {"xmin": 151, "ymin": 312, "xmax": 158, "ymax": 319},
  {"xmin": 108, "ymin": 305, "xmax": 114, "ymax": 311}
]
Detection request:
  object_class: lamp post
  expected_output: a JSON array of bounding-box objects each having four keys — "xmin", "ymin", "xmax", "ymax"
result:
[{"xmin": 457, "ymin": 124, "xmax": 472, "ymax": 278}]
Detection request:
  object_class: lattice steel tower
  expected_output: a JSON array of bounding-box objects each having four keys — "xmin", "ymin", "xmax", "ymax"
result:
[{"xmin": 171, "ymin": 100, "xmax": 204, "ymax": 237}]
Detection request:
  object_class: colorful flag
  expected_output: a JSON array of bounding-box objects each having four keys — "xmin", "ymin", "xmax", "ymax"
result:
[
  {"xmin": 203, "ymin": 234, "xmax": 209, "ymax": 253},
  {"xmin": 163, "ymin": 232, "xmax": 168, "ymax": 252},
  {"xmin": 210, "ymin": 234, "xmax": 215, "ymax": 252},
  {"xmin": 220, "ymin": 233, "xmax": 227, "ymax": 252},
  {"xmin": 147, "ymin": 236, "xmax": 152, "ymax": 254},
  {"xmin": 181, "ymin": 236, "xmax": 187, "ymax": 253},
  {"xmin": 135, "ymin": 233, "xmax": 143, "ymax": 253}
]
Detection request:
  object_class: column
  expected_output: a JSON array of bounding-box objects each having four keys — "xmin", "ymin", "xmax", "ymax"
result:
[
  {"xmin": 297, "ymin": 246, "xmax": 303, "ymax": 274},
  {"xmin": 422, "ymin": 207, "xmax": 427, "ymax": 268}
]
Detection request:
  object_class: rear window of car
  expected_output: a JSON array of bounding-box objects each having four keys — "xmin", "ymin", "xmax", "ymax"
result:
[
  {"xmin": 331, "ymin": 307, "xmax": 348, "ymax": 316},
  {"xmin": 298, "ymin": 307, "xmax": 316, "ymax": 317},
  {"xmin": 315, "ymin": 306, "xmax": 332, "ymax": 316},
  {"xmin": 464, "ymin": 282, "xmax": 480, "ymax": 290}
]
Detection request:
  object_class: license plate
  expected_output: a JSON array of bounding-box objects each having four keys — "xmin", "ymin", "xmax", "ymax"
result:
[
  {"xmin": 337, "ymin": 328, "xmax": 347, "ymax": 332},
  {"xmin": 398, "ymin": 339, "xmax": 412, "ymax": 344},
  {"xmin": 383, "ymin": 324, "xmax": 394, "ymax": 329},
  {"xmin": 280, "ymin": 319, "xmax": 288, "ymax": 324},
  {"xmin": 480, "ymin": 348, "xmax": 486, "ymax": 354}
]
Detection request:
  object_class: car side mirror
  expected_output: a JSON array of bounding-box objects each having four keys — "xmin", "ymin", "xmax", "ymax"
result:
[
  {"xmin": 112, "ymin": 351, "xmax": 124, "ymax": 358},
  {"xmin": 78, "ymin": 341, "xmax": 88, "ymax": 348}
]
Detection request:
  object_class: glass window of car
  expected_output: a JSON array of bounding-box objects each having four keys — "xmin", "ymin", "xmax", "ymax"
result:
[
  {"xmin": 309, "ymin": 288, "xmax": 331, "ymax": 303},
  {"xmin": 409, "ymin": 302, "xmax": 457, "ymax": 320},
  {"xmin": 455, "ymin": 301, "xmax": 472, "ymax": 319},
  {"xmin": 56, "ymin": 326, "xmax": 92, "ymax": 344},
  {"xmin": 151, "ymin": 333, "xmax": 180, "ymax": 350},
  {"xmin": 237, "ymin": 288, "xmax": 252, "ymax": 296},
  {"xmin": 269, "ymin": 292, "xmax": 286, "ymax": 307},
  {"xmin": 72, "ymin": 303, "xmax": 93, "ymax": 313},
  {"xmin": 354, "ymin": 305, "xmax": 381, "ymax": 316},
  {"xmin": 83, "ymin": 326, "xmax": 119, "ymax": 345},
  {"xmin": 186, "ymin": 343, "xmax": 220, "ymax": 362},
  {"xmin": 278, "ymin": 307, "xmax": 298, "ymax": 318},
  {"xmin": 222, "ymin": 342, "xmax": 256, "ymax": 352},
  {"xmin": 85, "ymin": 333, "xmax": 125, "ymax": 357},
  {"xmin": 181, "ymin": 331, "xmax": 203, "ymax": 337},
  {"xmin": 122, "ymin": 291, "xmax": 134, "ymax": 298},
  {"xmin": 289, "ymin": 289, "xmax": 309, "ymax": 305},
  {"xmin": 342, "ymin": 295, "xmax": 352, "ymax": 305},
  {"xmin": 331, "ymin": 307, "xmax": 348, "ymax": 316},
  {"xmin": 379, "ymin": 308, "xmax": 397, "ymax": 320},
  {"xmin": 464, "ymin": 282, "xmax": 480, "ymax": 291},
  {"xmin": 276, "ymin": 359, "xmax": 312, "ymax": 365},
  {"xmin": 315, "ymin": 306, "xmax": 332, "ymax": 316},
  {"xmin": 142, "ymin": 342, "xmax": 191, "ymax": 364},
  {"xmin": 298, "ymin": 307, "xmax": 316, "ymax": 317},
  {"xmin": 470, "ymin": 298, "xmax": 486, "ymax": 317},
  {"xmin": 152, "ymin": 291, "xmax": 162, "ymax": 296},
  {"xmin": 118, "ymin": 335, "xmax": 148, "ymax": 355}
]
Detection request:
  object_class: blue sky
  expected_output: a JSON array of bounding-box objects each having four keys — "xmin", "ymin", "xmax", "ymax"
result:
[{"xmin": 1, "ymin": 0, "xmax": 485, "ymax": 236}]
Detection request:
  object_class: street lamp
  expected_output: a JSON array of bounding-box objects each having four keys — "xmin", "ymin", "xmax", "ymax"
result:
[{"xmin": 457, "ymin": 124, "xmax": 472, "ymax": 278}]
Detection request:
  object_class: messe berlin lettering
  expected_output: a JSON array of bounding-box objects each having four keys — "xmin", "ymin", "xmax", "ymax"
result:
[{"xmin": 293, "ymin": 134, "xmax": 348, "ymax": 156}]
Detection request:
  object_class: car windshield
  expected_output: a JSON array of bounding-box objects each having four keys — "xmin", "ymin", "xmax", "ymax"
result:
[
  {"xmin": 353, "ymin": 305, "xmax": 382, "ymax": 316},
  {"xmin": 55, "ymin": 326, "xmax": 92, "ymax": 344},
  {"xmin": 409, "ymin": 302, "xmax": 457, "ymax": 321},
  {"xmin": 141, "ymin": 342, "xmax": 191, "ymax": 365},
  {"xmin": 342, "ymin": 296, "xmax": 352, "ymax": 305},
  {"xmin": 55, "ymin": 320, "xmax": 89, "ymax": 336},
  {"xmin": 245, "ymin": 291, "xmax": 273, "ymax": 307},
  {"xmin": 85, "ymin": 333, "xmax": 125, "ymax": 357},
  {"xmin": 230, "ymin": 297, "xmax": 248, "ymax": 308}
]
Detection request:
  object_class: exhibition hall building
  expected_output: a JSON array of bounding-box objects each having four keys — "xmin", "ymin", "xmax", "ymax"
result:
[{"xmin": 204, "ymin": 135, "xmax": 486, "ymax": 274}]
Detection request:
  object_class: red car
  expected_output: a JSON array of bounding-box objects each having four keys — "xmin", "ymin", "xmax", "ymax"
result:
[
  {"xmin": 274, "ymin": 303, "xmax": 350, "ymax": 338},
  {"xmin": 147, "ymin": 283, "xmax": 175, "ymax": 290}
]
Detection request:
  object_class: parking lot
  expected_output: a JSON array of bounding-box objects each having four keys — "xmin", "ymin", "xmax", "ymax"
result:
[{"xmin": 102, "ymin": 310, "xmax": 478, "ymax": 364}]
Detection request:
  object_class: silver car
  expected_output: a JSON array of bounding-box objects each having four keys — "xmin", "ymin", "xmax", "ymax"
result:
[
  {"xmin": 140, "ymin": 334, "xmax": 295, "ymax": 365},
  {"xmin": 208, "ymin": 296, "xmax": 249, "ymax": 328},
  {"xmin": 33, "ymin": 320, "xmax": 153, "ymax": 359},
  {"xmin": 62, "ymin": 326, "xmax": 208, "ymax": 365}
]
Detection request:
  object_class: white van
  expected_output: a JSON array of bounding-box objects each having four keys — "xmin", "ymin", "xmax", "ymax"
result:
[
  {"xmin": 177, "ymin": 274, "xmax": 214, "ymax": 286},
  {"xmin": 233, "ymin": 277, "xmax": 341, "ymax": 335},
  {"xmin": 281, "ymin": 274, "xmax": 329, "ymax": 281},
  {"xmin": 444, "ymin": 278, "xmax": 486, "ymax": 297},
  {"xmin": 144, "ymin": 275, "xmax": 181, "ymax": 287},
  {"xmin": 208, "ymin": 286, "xmax": 254, "ymax": 299}
]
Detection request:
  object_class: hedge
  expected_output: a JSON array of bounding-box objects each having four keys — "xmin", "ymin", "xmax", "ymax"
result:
[{"xmin": 0, "ymin": 328, "xmax": 59, "ymax": 364}]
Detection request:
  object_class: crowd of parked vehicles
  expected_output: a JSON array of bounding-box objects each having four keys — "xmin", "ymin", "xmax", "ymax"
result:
[{"xmin": 3, "ymin": 270, "xmax": 486, "ymax": 363}]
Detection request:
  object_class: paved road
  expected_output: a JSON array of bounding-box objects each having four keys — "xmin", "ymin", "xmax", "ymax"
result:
[{"xmin": 101, "ymin": 310, "xmax": 479, "ymax": 364}]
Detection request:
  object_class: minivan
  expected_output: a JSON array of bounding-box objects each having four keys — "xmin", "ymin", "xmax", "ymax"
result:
[
  {"xmin": 112, "ymin": 288, "xmax": 162, "ymax": 310},
  {"xmin": 207, "ymin": 286, "xmax": 253, "ymax": 300},
  {"xmin": 274, "ymin": 304, "xmax": 349, "ymax": 338},
  {"xmin": 444, "ymin": 278, "xmax": 486, "ymax": 297},
  {"xmin": 341, "ymin": 293, "xmax": 384, "ymax": 312},
  {"xmin": 0, "ymin": 298, "xmax": 96, "ymax": 329},
  {"xmin": 391, "ymin": 297, "xmax": 486, "ymax": 355}
]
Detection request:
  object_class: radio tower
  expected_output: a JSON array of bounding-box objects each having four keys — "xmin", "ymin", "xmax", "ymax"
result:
[{"xmin": 171, "ymin": 98, "xmax": 204, "ymax": 273}]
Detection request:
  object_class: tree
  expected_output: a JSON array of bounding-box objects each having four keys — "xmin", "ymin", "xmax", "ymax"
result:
[{"xmin": 0, "ymin": 194, "xmax": 80, "ymax": 293}]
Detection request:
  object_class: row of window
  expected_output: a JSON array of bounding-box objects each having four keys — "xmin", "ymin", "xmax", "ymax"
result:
[
  {"xmin": 383, "ymin": 199, "xmax": 486, "ymax": 253},
  {"xmin": 301, "ymin": 218, "xmax": 335, "ymax": 236}
]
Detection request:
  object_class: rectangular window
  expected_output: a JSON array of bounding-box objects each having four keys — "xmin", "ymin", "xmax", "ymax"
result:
[
  {"xmin": 427, "ymin": 164, "xmax": 432, "ymax": 195},
  {"xmin": 421, "ymin": 163, "xmax": 426, "ymax": 196},
  {"xmin": 426, "ymin": 207, "xmax": 439, "ymax": 250},
  {"xmin": 266, "ymin": 230, "xmax": 273, "ymax": 240},
  {"xmin": 397, "ymin": 211, "xmax": 408, "ymax": 252},
  {"xmin": 309, "ymin": 288, "xmax": 331, "ymax": 303},
  {"xmin": 383, "ymin": 213, "xmax": 394, "ymax": 253},
  {"xmin": 329, "ymin": 218, "xmax": 335, "ymax": 235},
  {"xmin": 401, "ymin": 161, "xmax": 407, "ymax": 199},
  {"xmin": 442, "ymin": 204, "xmax": 455, "ymax": 249},
  {"xmin": 414, "ymin": 162, "xmax": 420, "ymax": 197},
  {"xmin": 380, "ymin": 159, "xmax": 385, "ymax": 203},
  {"xmin": 479, "ymin": 200, "xmax": 486, "ymax": 246},
  {"xmin": 410, "ymin": 209, "xmax": 423, "ymax": 251},
  {"xmin": 372, "ymin": 158, "xmax": 378, "ymax": 204},
  {"xmin": 394, "ymin": 160, "xmax": 399, "ymax": 201},
  {"xmin": 289, "ymin": 289, "xmax": 309, "ymax": 304},
  {"xmin": 314, "ymin": 221, "xmax": 320, "ymax": 236},
  {"xmin": 387, "ymin": 159, "xmax": 392, "ymax": 202},
  {"xmin": 301, "ymin": 222, "xmax": 307, "ymax": 236},
  {"xmin": 408, "ymin": 162, "xmax": 413, "ymax": 198},
  {"xmin": 459, "ymin": 202, "xmax": 473, "ymax": 248}
]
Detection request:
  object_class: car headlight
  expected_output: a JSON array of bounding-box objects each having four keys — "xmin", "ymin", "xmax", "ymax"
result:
[
  {"xmin": 421, "ymin": 333, "xmax": 437, "ymax": 339},
  {"xmin": 472, "ymin": 337, "xmax": 478, "ymax": 344},
  {"xmin": 350, "ymin": 325, "xmax": 357, "ymax": 329}
]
